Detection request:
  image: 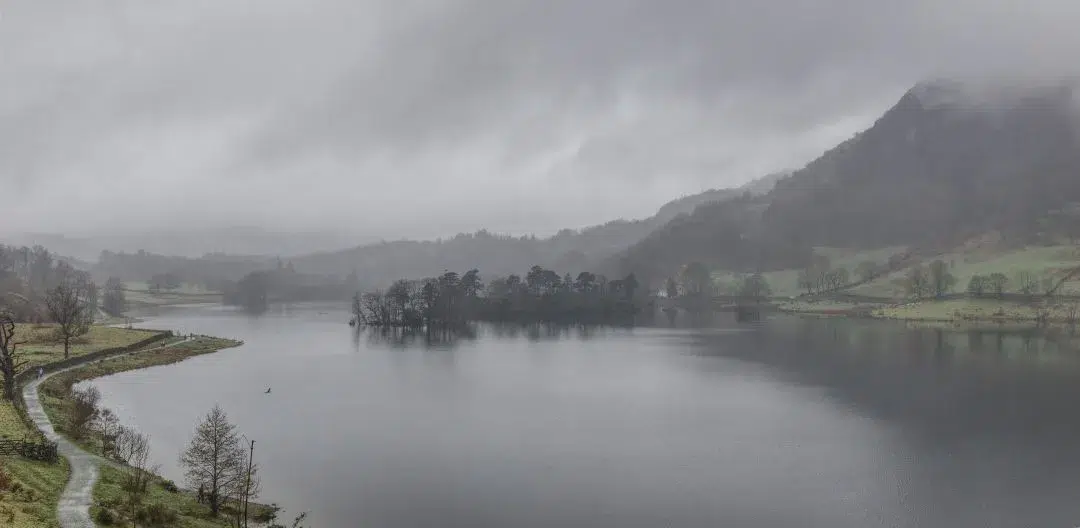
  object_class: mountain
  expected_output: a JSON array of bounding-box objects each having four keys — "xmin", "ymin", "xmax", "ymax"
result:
[
  {"xmin": 618, "ymin": 79, "xmax": 1080, "ymax": 283},
  {"xmin": 286, "ymin": 173, "xmax": 787, "ymax": 285}
]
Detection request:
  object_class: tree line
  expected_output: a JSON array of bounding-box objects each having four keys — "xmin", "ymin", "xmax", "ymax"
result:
[
  {"xmin": 902, "ymin": 261, "xmax": 1062, "ymax": 300},
  {"xmin": 223, "ymin": 259, "xmax": 358, "ymax": 314},
  {"xmin": 667, "ymin": 261, "xmax": 772, "ymax": 301},
  {"xmin": 353, "ymin": 266, "xmax": 644, "ymax": 327}
]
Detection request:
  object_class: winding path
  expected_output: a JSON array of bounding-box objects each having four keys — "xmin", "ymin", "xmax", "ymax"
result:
[
  {"xmin": 21, "ymin": 337, "xmax": 191, "ymax": 528},
  {"xmin": 23, "ymin": 368, "xmax": 101, "ymax": 528}
]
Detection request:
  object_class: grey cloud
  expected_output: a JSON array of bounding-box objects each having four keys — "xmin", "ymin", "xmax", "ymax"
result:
[{"xmin": 3, "ymin": 0, "xmax": 1080, "ymax": 238}]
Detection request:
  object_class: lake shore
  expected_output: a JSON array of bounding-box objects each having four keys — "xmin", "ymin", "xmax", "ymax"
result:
[
  {"xmin": 0, "ymin": 325, "xmax": 172, "ymax": 528},
  {"xmin": 37, "ymin": 335, "xmax": 275, "ymax": 527},
  {"xmin": 1, "ymin": 325, "xmax": 266, "ymax": 528},
  {"xmin": 775, "ymin": 296, "xmax": 1080, "ymax": 326}
]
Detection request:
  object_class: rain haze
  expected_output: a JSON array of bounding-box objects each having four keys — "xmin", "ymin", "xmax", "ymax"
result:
[
  {"xmin": 12, "ymin": 4, "xmax": 1080, "ymax": 528},
  {"xmin": 4, "ymin": 0, "xmax": 1080, "ymax": 246}
]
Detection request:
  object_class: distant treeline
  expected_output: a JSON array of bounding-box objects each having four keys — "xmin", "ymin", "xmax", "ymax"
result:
[
  {"xmin": 222, "ymin": 261, "xmax": 356, "ymax": 313},
  {"xmin": 353, "ymin": 266, "xmax": 643, "ymax": 327},
  {"xmin": 0, "ymin": 244, "xmax": 126, "ymax": 322}
]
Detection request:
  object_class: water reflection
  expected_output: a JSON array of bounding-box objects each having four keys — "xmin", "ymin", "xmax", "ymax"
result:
[
  {"xmin": 98, "ymin": 305, "xmax": 1080, "ymax": 528},
  {"xmin": 693, "ymin": 316, "xmax": 1080, "ymax": 444},
  {"xmin": 355, "ymin": 322, "xmax": 629, "ymax": 350}
]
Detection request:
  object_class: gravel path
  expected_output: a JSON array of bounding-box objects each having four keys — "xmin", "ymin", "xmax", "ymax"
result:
[{"xmin": 21, "ymin": 337, "xmax": 190, "ymax": 528}]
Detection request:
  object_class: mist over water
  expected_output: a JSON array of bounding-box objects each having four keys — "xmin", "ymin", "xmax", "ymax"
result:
[{"xmin": 88, "ymin": 305, "xmax": 1080, "ymax": 527}]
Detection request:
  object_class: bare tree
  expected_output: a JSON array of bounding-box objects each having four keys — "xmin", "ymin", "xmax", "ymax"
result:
[
  {"xmin": 1015, "ymin": 270, "xmax": 1039, "ymax": 297},
  {"xmin": 44, "ymin": 280, "xmax": 91, "ymax": 359},
  {"xmin": 68, "ymin": 385, "xmax": 101, "ymax": 439},
  {"xmin": 1042, "ymin": 277, "xmax": 1058, "ymax": 297},
  {"xmin": 927, "ymin": 260, "xmax": 956, "ymax": 298},
  {"xmin": 967, "ymin": 275, "xmax": 988, "ymax": 297},
  {"xmin": 180, "ymin": 405, "xmax": 245, "ymax": 516},
  {"xmin": 228, "ymin": 442, "xmax": 261, "ymax": 528},
  {"xmin": 855, "ymin": 260, "xmax": 878, "ymax": 282},
  {"xmin": 98, "ymin": 408, "xmax": 121, "ymax": 457},
  {"xmin": 0, "ymin": 312, "xmax": 27, "ymax": 401},
  {"xmin": 987, "ymin": 273, "xmax": 1009, "ymax": 298},
  {"xmin": 121, "ymin": 429, "xmax": 156, "ymax": 523},
  {"xmin": 905, "ymin": 265, "xmax": 930, "ymax": 300},
  {"xmin": 103, "ymin": 277, "xmax": 127, "ymax": 316}
]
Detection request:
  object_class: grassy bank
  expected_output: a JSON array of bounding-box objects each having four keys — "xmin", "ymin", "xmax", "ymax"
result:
[
  {"xmin": 0, "ymin": 458, "xmax": 69, "ymax": 528},
  {"xmin": 774, "ymin": 295, "xmax": 1080, "ymax": 325},
  {"xmin": 91, "ymin": 465, "xmax": 274, "ymax": 528},
  {"xmin": 872, "ymin": 298, "xmax": 1080, "ymax": 323},
  {"xmin": 776, "ymin": 299, "xmax": 875, "ymax": 316}
]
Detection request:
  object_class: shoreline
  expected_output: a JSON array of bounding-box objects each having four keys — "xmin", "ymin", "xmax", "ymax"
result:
[
  {"xmin": 14, "ymin": 329, "xmax": 273, "ymax": 527},
  {"xmin": 772, "ymin": 295, "xmax": 1080, "ymax": 327}
]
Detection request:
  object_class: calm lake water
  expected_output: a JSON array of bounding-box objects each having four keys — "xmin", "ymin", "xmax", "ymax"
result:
[{"xmin": 90, "ymin": 304, "xmax": 1080, "ymax": 527}]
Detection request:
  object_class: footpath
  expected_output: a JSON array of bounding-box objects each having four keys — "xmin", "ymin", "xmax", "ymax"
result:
[{"xmin": 20, "ymin": 337, "xmax": 189, "ymax": 528}]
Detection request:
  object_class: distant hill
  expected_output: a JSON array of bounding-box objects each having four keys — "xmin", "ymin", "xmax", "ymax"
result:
[
  {"xmin": 286, "ymin": 172, "xmax": 787, "ymax": 285},
  {"xmin": 618, "ymin": 79, "xmax": 1080, "ymax": 283},
  {"xmin": 0, "ymin": 227, "xmax": 375, "ymax": 262}
]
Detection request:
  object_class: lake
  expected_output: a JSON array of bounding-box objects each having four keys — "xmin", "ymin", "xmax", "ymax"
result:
[{"xmin": 90, "ymin": 304, "xmax": 1080, "ymax": 527}]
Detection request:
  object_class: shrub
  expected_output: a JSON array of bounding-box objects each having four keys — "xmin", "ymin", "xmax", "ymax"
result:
[
  {"xmin": 0, "ymin": 461, "xmax": 11, "ymax": 491},
  {"xmin": 95, "ymin": 508, "xmax": 116, "ymax": 525},
  {"xmin": 253, "ymin": 503, "xmax": 280, "ymax": 524},
  {"xmin": 17, "ymin": 486, "xmax": 35, "ymax": 502},
  {"xmin": 159, "ymin": 479, "xmax": 179, "ymax": 493},
  {"xmin": 135, "ymin": 503, "xmax": 178, "ymax": 527},
  {"xmin": 0, "ymin": 504, "xmax": 14, "ymax": 523},
  {"xmin": 69, "ymin": 385, "xmax": 102, "ymax": 439}
]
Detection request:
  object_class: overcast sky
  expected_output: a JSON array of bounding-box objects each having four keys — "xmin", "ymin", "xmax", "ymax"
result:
[{"xmin": 3, "ymin": 0, "xmax": 1079, "ymax": 240}]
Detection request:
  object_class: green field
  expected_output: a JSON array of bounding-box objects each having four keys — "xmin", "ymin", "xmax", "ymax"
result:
[
  {"xmin": 123, "ymin": 281, "xmax": 217, "ymax": 295},
  {"xmin": 704, "ymin": 243, "xmax": 1080, "ymax": 322},
  {"xmin": 13, "ymin": 325, "xmax": 160, "ymax": 369},
  {"xmin": 851, "ymin": 245, "xmax": 1080, "ymax": 298},
  {"xmin": 711, "ymin": 246, "xmax": 908, "ymax": 298},
  {"xmin": 122, "ymin": 282, "xmax": 222, "ymax": 308},
  {"xmin": 814, "ymin": 245, "xmax": 909, "ymax": 271}
]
